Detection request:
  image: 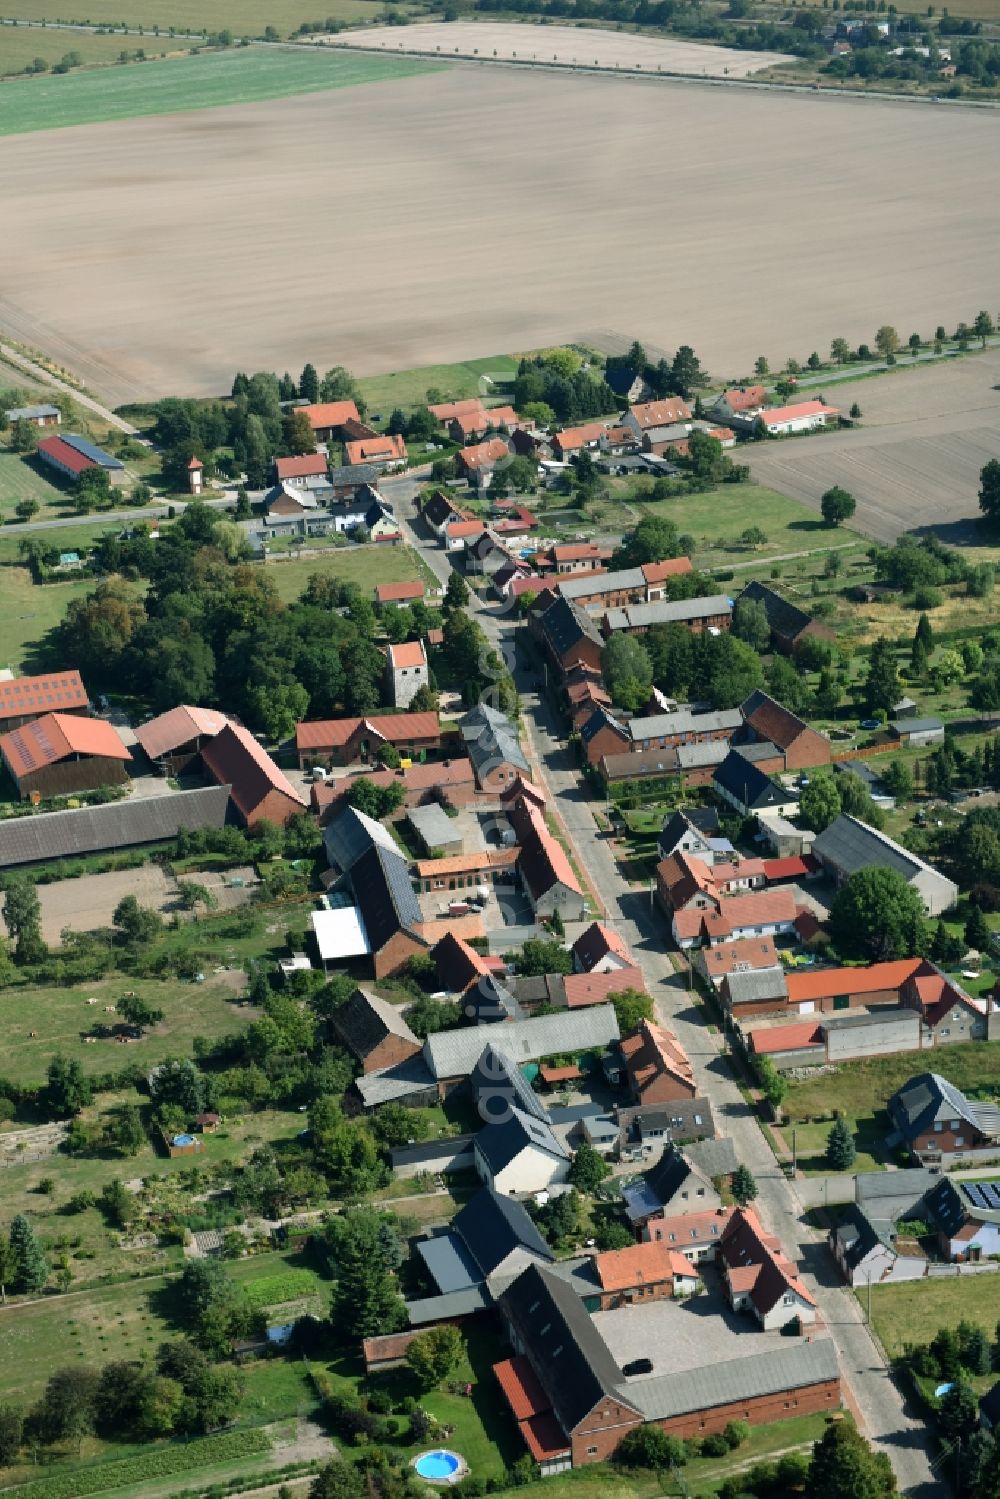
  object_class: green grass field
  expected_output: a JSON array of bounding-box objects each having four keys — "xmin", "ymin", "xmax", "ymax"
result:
[
  {"xmin": 630, "ymin": 483, "xmax": 861, "ymax": 570},
  {"xmin": 865, "ymin": 1275, "xmax": 1000, "ymax": 1361},
  {"xmin": 0, "ymin": 44, "xmax": 443, "ymax": 137},
  {"xmin": 0, "ymin": 26, "xmax": 188, "ymax": 77},
  {"xmin": 0, "ymin": 970, "xmax": 247, "ymax": 1088},
  {"xmin": 0, "ymin": 516, "xmax": 124, "ymax": 563},
  {"xmin": 264, "ymin": 542, "xmax": 437, "ymax": 602},
  {"xmin": 0, "ymin": 447, "xmax": 71, "ymax": 520},
  {"xmin": 357, "ymin": 354, "xmax": 520, "ymax": 416},
  {"xmin": 1, "ymin": 0, "xmax": 387, "ymax": 36},
  {"xmin": 783, "ymin": 1041, "xmax": 1000, "ymax": 1124},
  {"xmin": 0, "ymin": 566, "xmax": 92, "ymax": 671}
]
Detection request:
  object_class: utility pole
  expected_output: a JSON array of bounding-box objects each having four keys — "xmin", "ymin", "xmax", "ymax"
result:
[{"xmin": 791, "ymin": 1127, "xmax": 796, "ymax": 1175}]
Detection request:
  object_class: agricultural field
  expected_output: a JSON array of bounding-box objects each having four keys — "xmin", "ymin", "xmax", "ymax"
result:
[
  {"xmin": 747, "ymin": 347, "xmax": 1000, "ymax": 546},
  {"xmin": 0, "ymin": 566, "xmax": 93, "ymax": 671},
  {"xmin": 0, "ymin": 44, "xmax": 442, "ymax": 138},
  {"xmin": 331, "ymin": 20, "xmax": 796, "ymax": 76},
  {"xmin": 1, "ymin": 0, "xmax": 389, "ymax": 35},
  {"xmin": 264, "ymin": 542, "xmax": 437, "ymax": 602},
  {"xmin": 4, "ymin": 61, "xmax": 998, "ymax": 408},
  {"xmin": 866, "ymin": 1274, "xmax": 1000, "ymax": 1361},
  {"xmin": 0, "ymin": 26, "xmax": 187, "ymax": 77}
]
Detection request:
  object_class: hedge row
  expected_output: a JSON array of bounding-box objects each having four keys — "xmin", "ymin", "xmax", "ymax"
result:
[{"xmin": 8, "ymin": 1429, "xmax": 270, "ymax": 1499}]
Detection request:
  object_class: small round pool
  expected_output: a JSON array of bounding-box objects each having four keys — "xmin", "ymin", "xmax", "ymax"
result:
[
  {"xmin": 935, "ymin": 1381, "xmax": 955, "ymax": 1399},
  {"xmin": 172, "ymin": 1133, "xmax": 195, "ymax": 1147},
  {"xmin": 413, "ymin": 1450, "xmax": 466, "ymax": 1484}
]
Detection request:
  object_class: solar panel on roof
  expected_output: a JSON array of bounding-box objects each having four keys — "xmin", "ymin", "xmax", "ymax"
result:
[
  {"xmin": 966, "ymin": 1184, "xmax": 986, "ymax": 1208},
  {"xmin": 985, "ymin": 1183, "xmax": 1000, "ymax": 1209}
]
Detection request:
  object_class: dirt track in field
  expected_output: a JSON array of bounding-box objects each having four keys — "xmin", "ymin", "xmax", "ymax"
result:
[
  {"xmin": 3, "ymin": 58, "xmax": 998, "ymax": 406},
  {"xmin": 747, "ymin": 350, "xmax": 1000, "ymax": 544}
]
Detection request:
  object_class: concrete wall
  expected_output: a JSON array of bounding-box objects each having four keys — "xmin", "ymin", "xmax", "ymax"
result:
[
  {"xmin": 825, "ymin": 1011, "xmax": 920, "ymax": 1061},
  {"xmin": 913, "ymin": 867, "xmax": 959, "ymax": 917}
]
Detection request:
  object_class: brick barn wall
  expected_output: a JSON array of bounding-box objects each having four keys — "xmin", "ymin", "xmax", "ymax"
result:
[
  {"xmin": 372, "ymin": 930, "xmax": 425, "ymax": 980},
  {"xmin": 570, "ymin": 1401, "xmax": 643, "ymax": 1465},
  {"xmin": 362, "ymin": 1032, "xmax": 422, "ymax": 1074},
  {"xmin": 653, "ymin": 1377, "xmax": 840, "ymax": 1442},
  {"xmin": 245, "ymin": 788, "xmax": 305, "ymax": 829}
]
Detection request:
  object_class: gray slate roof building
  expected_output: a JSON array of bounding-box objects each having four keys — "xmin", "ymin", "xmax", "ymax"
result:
[
  {"xmin": 888, "ymin": 1072, "xmax": 1000, "ymax": 1148},
  {"xmin": 723, "ymin": 967, "xmax": 789, "ymax": 1008},
  {"xmin": 451, "ymin": 1183, "xmax": 554, "ymax": 1277},
  {"xmin": 0, "ymin": 785, "xmax": 231, "ymax": 869},
  {"xmin": 469, "ymin": 1042, "xmax": 548, "ymax": 1123},
  {"xmin": 500, "ymin": 1264, "xmax": 638, "ymax": 1433},
  {"xmin": 461, "ymin": 703, "xmax": 530, "ymax": 779},
  {"xmin": 603, "ymin": 596, "xmax": 733, "ymax": 633},
  {"xmin": 408, "ymin": 802, "xmax": 462, "ymax": 853},
  {"xmin": 629, "ymin": 707, "xmax": 742, "ymax": 745},
  {"xmin": 811, "ymin": 814, "xmax": 958, "ymax": 916},
  {"xmin": 323, "ymin": 803, "xmax": 400, "ymax": 874},
  {"xmin": 557, "ymin": 567, "xmax": 646, "ymax": 602},
  {"xmin": 463, "ymin": 974, "xmax": 524, "ymax": 1024},
  {"xmin": 622, "ymin": 1339, "xmax": 838, "ymax": 1422},
  {"xmin": 475, "ymin": 1105, "xmax": 569, "ymax": 1176},
  {"xmin": 350, "ymin": 842, "xmax": 424, "ymax": 950},
  {"xmin": 424, "ymin": 1004, "xmax": 620, "ymax": 1081},
  {"xmin": 540, "ymin": 596, "xmax": 605, "ymax": 659}
]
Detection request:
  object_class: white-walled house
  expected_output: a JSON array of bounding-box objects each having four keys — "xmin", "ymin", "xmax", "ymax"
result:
[{"xmin": 474, "ymin": 1107, "xmax": 570, "ymax": 1196}]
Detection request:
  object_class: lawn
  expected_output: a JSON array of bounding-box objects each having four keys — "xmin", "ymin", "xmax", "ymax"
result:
[
  {"xmin": 631, "ymin": 483, "xmax": 862, "ymax": 570},
  {"xmin": 0, "ymin": 447, "xmax": 71, "ymax": 521},
  {"xmin": 782, "ymin": 1041, "xmax": 1000, "ymax": 1125},
  {"xmin": 356, "ymin": 354, "xmax": 520, "ymax": 417},
  {"xmin": 0, "ymin": 45, "xmax": 443, "ymax": 137},
  {"xmin": 0, "ymin": 566, "xmax": 92, "ymax": 670},
  {"xmin": 0, "ymin": 517, "xmax": 124, "ymax": 564},
  {"xmin": 0, "ymin": 27, "xmax": 188, "ymax": 78},
  {"xmin": 785, "ymin": 1118, "xmax": 885, "ymax": 1176},
  {"xmin": 264, "ymin": 542, "xmax": 437, "ymax": 602},
  {"xmin": 864, "ymin": 1275, "xmax": 1000, "ymax": 1361},
  {"xmin": 0, "ymin": 969, "xmax": 251, "ymax": 1089},
  {"xmin": 2, "ymin": 0, "xmax": 392, "ymax": 36}
]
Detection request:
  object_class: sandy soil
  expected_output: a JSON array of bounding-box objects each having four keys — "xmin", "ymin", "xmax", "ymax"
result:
[
  {"xmin": 30, "ymin": 865, "xmax": 179, "ymax": 944},
  {"xmin": 329, "ymin": 20, "xmax": 794, "ymax": 77},
  {"xmin": 747, "ymin": 350, "xmax": 1000, "ymax": 543},
  {"xmin": 3, "ymin": 64, "xmax": 998, "ymax": 405}
]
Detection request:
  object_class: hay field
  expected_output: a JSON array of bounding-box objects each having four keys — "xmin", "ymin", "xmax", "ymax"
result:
[
  {"xmin": 330, "ymin": 19, "xmax": 795, "ymax": 76},
  {"xmin": 0, "ymin": 0, "xmax": 385, "ymax": 33},
  {"xmin": 0, "ymin": 26, "xmax": 186, "ymax": 77},
  {"xmin": 747, "ymin": 350, "xmax": 1000, "ymax": 544},
  {"xmin": 3, "ymin": 62, "xmax": 999, "ymax": 406}
]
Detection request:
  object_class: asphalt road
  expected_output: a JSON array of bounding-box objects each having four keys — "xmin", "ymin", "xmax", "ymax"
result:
[{"xmin": 390, "ymin": 488, "xmax": 942, "ymax": 1496}]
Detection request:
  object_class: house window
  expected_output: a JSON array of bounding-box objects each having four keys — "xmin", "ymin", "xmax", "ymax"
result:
[
  {"xmin": 934, "ymin": 1121, "xmax": 943, "ymax": 1132},
  {"xmin": 955, "ymin": 1137, "xmax": 965, "ymax": 1147},
  {"xmin": 586, "ymin": 1446, "xmax": 598, "ymax": 1456}
]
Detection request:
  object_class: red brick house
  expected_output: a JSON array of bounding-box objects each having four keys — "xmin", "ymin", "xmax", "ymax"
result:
[
  {"xmin": 331, "ymin": 986, "xmax": 421, "ymax": 1073},
  {"xmin": 738, "ymin": 690, "xmax": 830, "ymax": 771},
  {"xmin": 296, "ymin": 400, "xmax": 361, "ymax": 441},
  {"xmin": 590, "ymin": 1241, "xmax": 701, "ymax": 1309},
  {"xmin": 295, "ymin": 712, "xmax": 441, "ymax": 769},
  {"xmin": 200, "ymin": 723, "xmax": 307, "ymax": 828},
  {"xmin": 621, "ymin": 1019, "xmax": 697, "ymax": 1105}
]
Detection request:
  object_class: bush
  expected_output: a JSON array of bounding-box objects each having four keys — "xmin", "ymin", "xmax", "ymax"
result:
[
  {"xmin": 366, "ymin": 1389, "xmax": 393, "ymax": 1414},
  {"xmin": 911, "ymin": 584, "xmax": 944, "ymax": 610},
  {"xmin": 701, "ymin": 1431, "xmax": 731, "ymax": 1457},
  {"xmin": 724, "ymin": 1419, "xmax": 751, "ymax": 1449}
]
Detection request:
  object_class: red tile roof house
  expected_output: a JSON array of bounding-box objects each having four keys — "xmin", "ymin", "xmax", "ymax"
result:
[
  {"xmin": 200, "ymin": 722, "xmax": 307, "ymax": 828},
  {"xmin": 668, "ymin": 888, "xmax": 799, "ymax": 951},
  {"xmin": 134, "ymin": 704, "xmax": 231, "ymax": 775},
  {"xmin": 272, "ymin": 453, "xmax": 328, "ymax": 486},
  {"xmin": 548, "ymin": 542, "xmax": 613, "ymax": 574},
  {"xmin": 375, "ymin": 579, "xmax": 426, "ymax": 606},
  {"xmin": 295, "ymin": 712, "xmax": 442, "ymax": 770},
  {"xmin": 427, "ymin": 396, "xmax": 488, "ymax": 425},
  {"xmin": 0, "ymin": 712, "xmax": 131, "ymax": 800},
  {"xmin": 648, "ymin": 1207, "xmax": 734, "ymax": 1260},
  {"xmin": 563, "ymin": 966, "xmax": 648, "ymax": 1011},
  {"xmin": 640, "ymin": 557, "xmax": 694, "ymax": 599},
  {"xmin": 0, "ymin": 670, "xmax": 89, "ymax": 733},
  {"xmin": 752, "ymin": 400, "xmax": 840, "ymax": 438},
  {"xmin": 448, "ymin": 405, "xmax": 520, "ymax": 443},
  {"xmin": 737, "ymin": 690, "xmax": 830, "ymax": 771},
  {"xmin": 345, "ymin": 433, "xmax": 408, "ymax": 470},
  {"xmin": 551, "ymin": 422, "xmax": 610, "ymax": 460},
  {"xmin": 506, "ymin": 795, "xmax": 586, "ymax": 923},
  {"xmin": 589, "ymin": 1241, "xmax": 701, "ymax": 1310},
  {"xmin": 707, "ymin": 385, "xmax": 768, "ymax": 422},
  {"xmin": 456, "ymin": 437, "xmax": 513, "ymax": 491},
  {"xmin": 572, "ymin": 921, "xmax": 634, "ymax": 974},
  {"xmin": 443, "ymin": 518, "xmax": 487, "ymax": 553},
  {"xmin": 718, "ymin": 1208, "xmax": 817, "ymax": 1330},
  {"xmin": 623, "ymin": 398, "xmax": 692, "ymax": 442},
  {"xmin": 698, "ymin": 936, "xmax": 781, "ymax": 989},
  {"xmin": 621, "ymin": 1019, "xmax": 697, "ymax": 1105},
  {"xmin": 295, "ymin": 400, "xmax": 361, "ymax": 441}
]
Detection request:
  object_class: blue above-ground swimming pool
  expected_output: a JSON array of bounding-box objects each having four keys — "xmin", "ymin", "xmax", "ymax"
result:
[
  {"xmin": 172, "ymin": 1133, "xmax": 195, "ymax": 1147},
  {"xmin": 935, "ymin": 1382, "xmax": 955, "ymax": 1398},
  {"xmin": 414, "ymin": 1451, "xmax": 462, "ymax": 1481}
]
